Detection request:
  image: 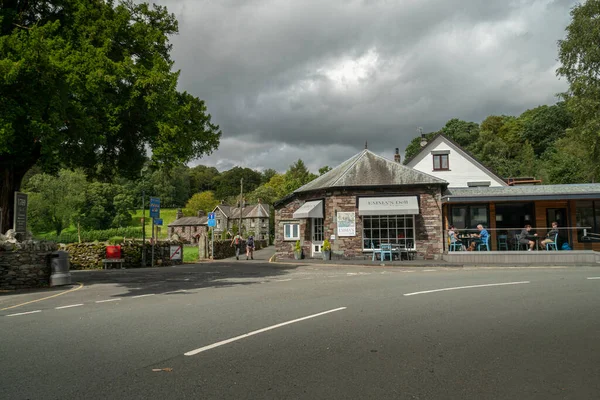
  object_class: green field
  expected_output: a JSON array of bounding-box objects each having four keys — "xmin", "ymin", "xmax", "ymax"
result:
[{"xmin": 130, "ymin": 208, "xmax": 180, "ymax": 239}]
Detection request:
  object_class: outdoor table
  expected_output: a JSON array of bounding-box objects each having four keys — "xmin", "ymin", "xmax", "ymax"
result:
[{"xmin": 526, "ymin": 235, "xmax": 543, "ymax": 250}]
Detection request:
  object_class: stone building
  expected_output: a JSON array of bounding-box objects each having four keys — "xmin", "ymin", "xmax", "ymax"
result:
[
  {"xmin": 212, "ymin": 201, "xmax": 270, "ymax": 240},
  {"xmin": 273, "ymin": 149, "xmax": 447, "ymax": 260},
  {"xmin": 167, "ymin": 210, "xmax": 208, "ymax": 244}
]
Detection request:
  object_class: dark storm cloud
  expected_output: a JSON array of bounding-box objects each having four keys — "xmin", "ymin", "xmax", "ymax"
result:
[{"xmin": 153, "ymin": 0, "xmax": 578, "ymax": 172}]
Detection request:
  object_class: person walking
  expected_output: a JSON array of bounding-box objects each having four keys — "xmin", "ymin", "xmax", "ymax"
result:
[
  {"xmin": 246, "ymin": 235, "xmax": 255, "ymax": 260},
  {"xmin": 230, "ymin": 232, "xmax": 243, "ymax": 260}
]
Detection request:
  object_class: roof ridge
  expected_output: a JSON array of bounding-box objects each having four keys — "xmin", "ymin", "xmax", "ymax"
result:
[{"xmin": 330, "ymin": 149, "xmax": 368, "ymax": 187}]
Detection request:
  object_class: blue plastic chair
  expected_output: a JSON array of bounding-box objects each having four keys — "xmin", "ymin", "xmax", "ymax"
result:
[
  {"xmin": 449, "ymin": 241, "xmax": 462, "ymax": 251},
  {"xmin": 380, "ymin": 243, "xmax": 393, "ymax": 261},
  {"xmin": 371, "ymin": 242, "xmax": 382, "ymax": 261},
  {"xmin": 497, "ymin": 235, "xmax": 508, "ymax": 251},
  {"xmin": 477, "ymin": 236, "xmax": 490, "ymax": 251},
  {"xmin": 546, "ymin": 234, "xmax": 559, "ymax": 251}
]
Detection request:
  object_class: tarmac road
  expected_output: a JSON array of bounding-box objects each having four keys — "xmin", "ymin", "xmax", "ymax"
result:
[{"xmin": 1, "ymin": 260, "xmax": 599, "ymax": 399}]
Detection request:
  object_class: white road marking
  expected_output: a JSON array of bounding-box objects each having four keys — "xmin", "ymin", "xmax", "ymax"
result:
[
  {"xmin": 96, "ymin": 298, "xmax": 122, "ymax": 303},
  {"xmin": 274, "ymin": 279, "xmax": 292, "ymax": 282},
  {"xmin": 185, "ymin": 307, "xmax": 347, "ymax": 356},
  {"xmin": 7, "ymin": 310, "xmax": 42, "ymax": 317},
  {"xmin": 132, "ymin": 294, "xmax": 155, "ymax": 298},
  {"xmin": 55, "ymin": 304, "xmax": 84, "ymax": 309},
  {"xmin": 423, "ymin": 269, "xmax": 437, "ymax": 272},
  {"xmin": 587, "ymin": 277, "xmax": 600, "ymax": 280},
  {"xmin": 404, "ymin": 281, "xmax": 530, "ymax": 296},
  {"xmin": 402, "ymin": 270, "xmax": 415, "ymax": 273}
]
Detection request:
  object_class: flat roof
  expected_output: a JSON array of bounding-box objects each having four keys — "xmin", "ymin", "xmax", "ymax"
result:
[{"xmin": 442, "ymin": 183, "xmax": 600, "ymax": 203}]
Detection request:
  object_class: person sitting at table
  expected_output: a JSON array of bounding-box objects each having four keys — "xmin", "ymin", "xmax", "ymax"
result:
[
  {"xmin": 540, "ymin": 221, "xmax": 559, "ymax": 249},
  {"xmin": 519, "ymin": 224, "xmax": 537, "ymax": 251},
  {"xmin": 448, "ymin": 225, "xmax": 465, "ymax": 250},
  {"xmin": 469, "ymin": 224, "xmax": 489, "ymax": 250}
]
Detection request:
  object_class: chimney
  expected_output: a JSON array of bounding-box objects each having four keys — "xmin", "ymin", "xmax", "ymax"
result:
[
  {"xmin": 197, "ymin": 210, "xmax": 205, "ymax": 218},
  {"xmin": 176, "ymin": 209, "xmax": 183, "ymax": 219},
  {"xmin": 257, "ymin": 198, "xmax": 262, "ymax": 204},
  {"xmin": 418, "ymin": 127, "xmax": 427, "ymax": 147},
  {"xmin": 394, "ymin": 148, "xmax": 401, "ymax": 163}
]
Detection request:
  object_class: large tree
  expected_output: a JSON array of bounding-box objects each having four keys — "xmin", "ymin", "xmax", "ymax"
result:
[
  {"xmin": 557, "ymin": 0, "xmax": 600, "ymax": 181},
  {"xmin": 0, "ymin": 0, "xmax": 221, "ymax": 233}
]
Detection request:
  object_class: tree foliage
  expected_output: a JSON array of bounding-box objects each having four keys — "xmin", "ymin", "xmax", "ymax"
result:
[
  {"xmin": 184, "ymin": 191, "xmax": 219, "ymax": 216},
  {"xmin": 0, "ymin": 0, "xmax": 221, "ymax": 232}
]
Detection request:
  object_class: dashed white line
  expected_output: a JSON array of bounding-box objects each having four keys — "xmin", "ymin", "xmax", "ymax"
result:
[
  {"xmin": 132, "ymin": 294, "xmax": 155, "ymax": 298},
  {"xmin": 96, "ymin": 298, "xmax": 122, "ymax": 303},
  {"xmin": 404, "ymin": 281, "xmax": 530, "ymax": 296},
  {"xmin": 184, "ymin": 307, "xmax": 347, "ymax": 356},
  {"xmin": 587, "ymin": 277, "xmax": 600, "ymax": 280},
  {"xmin": 55, "ymin": 304, "xmax": 84, "ymax": 309},
  {"xmin": 423, "ymin": 269, "xmax": 437, "ymax": 272},
  {"xmin": 274, "ymin": 279, "xmax": 292, "ymax": 282},
  {"xmin": 6, "ymin": 310, "xmax": 41, "ymax": 317}
]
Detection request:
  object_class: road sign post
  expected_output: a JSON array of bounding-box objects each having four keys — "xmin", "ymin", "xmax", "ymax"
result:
[
  {"xmin": 149, "ymin": 197, "xmax": 160, "ymax": 267},
  {"xmin": 208, "ymin": 212, "xmax": 216, "ymax": 259}
]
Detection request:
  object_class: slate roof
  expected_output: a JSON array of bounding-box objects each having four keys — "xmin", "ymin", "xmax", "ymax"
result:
[
  {"xmin": 294, "ymin": 149, "xmax": 447, "ymax": 194},
  {"xmin": 167, "ymin": 216, "xmax": 208, "ymax": 227},
  {"xmin": 443, "ymin": 183, "xmax": 600, "ymax": 202},
  {"xmin": 216, "ymin": 203, "xmax": 270, "ymax": 219}
]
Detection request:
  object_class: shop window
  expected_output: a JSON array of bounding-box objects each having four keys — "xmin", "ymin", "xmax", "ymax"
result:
[
  {"xmin": 284, "ymin": 223, "xmax": 300, "ymax": 240},
  {"xmin": 449, "ymin": 205, "xmax": 489, "ymax": 231},
  {"xmin": 362, "ymin": 215, "xmax": 415, "ymax": 249},
  {"xmin": 433, "ymin": 154, "xmax": 449, "ymax": 171}
]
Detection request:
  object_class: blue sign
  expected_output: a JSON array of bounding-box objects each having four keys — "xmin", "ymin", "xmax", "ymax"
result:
[
  {"xmin": 154, "ymin": 218, "xmax": 163, "ymax": 226},
  {"xmin": 149, "ymin": 197, "xmax": 160, "ymax": 218},
  {"xmin": 208, "ymin": 212, "xmax": 215, "ymax": 220},
  {"xmin": 207, "ymin": 219, "xmax": 216, "ymax": 228}
]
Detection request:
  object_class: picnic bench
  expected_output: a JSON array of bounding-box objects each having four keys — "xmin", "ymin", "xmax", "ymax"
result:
[{"xmin": 102, "ymin": 245, "xmax": 125, "ymax": 269}]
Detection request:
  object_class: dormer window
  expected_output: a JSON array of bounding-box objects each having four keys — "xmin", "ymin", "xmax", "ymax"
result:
[{"xmin": 432, "ymin": 152, "xmax": 449, "ymax": 171}]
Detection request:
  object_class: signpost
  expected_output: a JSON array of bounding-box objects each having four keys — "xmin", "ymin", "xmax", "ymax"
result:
[
  {"xmin": 208, "ymin": 212, "xmax": 216, "ymax": 259},
  {"xmin": 13, "ymin": 192, "xmax": 28, "ymax": 234},
  {"xmin": 154, "ymin": 218, "xmax": 163, "ymax": 226},
  {"xmin": 149, "ymin": 197, "xmax": 160, "ymax": 267}
]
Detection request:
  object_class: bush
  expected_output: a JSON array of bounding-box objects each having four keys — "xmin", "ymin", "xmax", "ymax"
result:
[{"xmin": 36, "ymin": 227, "xmax": 143, "ymax": 244}]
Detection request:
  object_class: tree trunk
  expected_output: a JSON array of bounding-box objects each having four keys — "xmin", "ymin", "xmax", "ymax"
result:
[{"xmin": 0, "ymin": 167, "xmax": 26, "ymax": 234}]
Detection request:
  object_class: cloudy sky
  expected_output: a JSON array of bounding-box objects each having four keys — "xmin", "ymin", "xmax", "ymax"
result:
[{"xmin": 155, "ymin": 0, "xmax": 577, "ymax": 173}]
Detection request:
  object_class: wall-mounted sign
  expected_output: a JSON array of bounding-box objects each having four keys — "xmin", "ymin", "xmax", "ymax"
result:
[
  {"xmin": 13, "ymin": 192, "xmax": 28, "ymax": 233},
  {"xmin": 337, "ymin": 212, "xmax": 356, "ymax": 236},
  {"xmin": 358, "ymin": 196, "xmax": 419, "ymax": 215}
]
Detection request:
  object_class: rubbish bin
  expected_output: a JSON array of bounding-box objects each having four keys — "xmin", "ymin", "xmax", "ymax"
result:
[{"xmin": 50, "ymin": 251, "xmax": 71, "ymax": 287}]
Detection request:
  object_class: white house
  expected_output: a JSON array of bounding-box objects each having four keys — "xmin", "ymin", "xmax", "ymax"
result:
[{"xmin": 404, "ymin": 133, "xmax": 507, "ymax": 188}]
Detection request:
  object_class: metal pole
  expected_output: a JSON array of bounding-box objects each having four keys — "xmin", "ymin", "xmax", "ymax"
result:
[
  {"xmin": 211, "ymin": 226, "xmax": 214, "ymax": 259},
  {"xmin": 141, "ymin": 190, "xmax": 146, "ymax": 267},
  {"xmin": 151, "ymin": 218, "xmax": 155, "ymax": 267},
  {"xmin": 239, "ymin": 178, "xmax": 243, "ymax": 235}
]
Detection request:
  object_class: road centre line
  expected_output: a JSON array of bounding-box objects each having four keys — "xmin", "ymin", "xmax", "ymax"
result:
[
  {"xmin": 55, "ymin": 304, "xmax": 83, "ymax": 310},
  {"xmin": 96, "ymin": 298, "xmax": 122, "ymax": 303},
  {"xmin": 7, "ymin": 310, "xmax": 42, "ymax": 317},
  {"xmin": 132, "ymin": 294, "xmax": 155, "ymax": 298},
  {"xmin": 587, "ymin": 277, "xmax": 600, "ymax": 280},
  {"xmin": 404, "ymin": 281, "xmax": 530, "ymax": 296},
  {"xmin": 184, "ymin": 307, "xmax": 347, "ymax": 356}
]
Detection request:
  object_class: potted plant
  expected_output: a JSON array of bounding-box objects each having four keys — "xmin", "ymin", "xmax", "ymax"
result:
[
  {"xmin": 294, "ymin": 240, "xmax": 302, "ymax": 260},
  {"xmin": 322, "ymin": 239, "xmax": 331, "ymax": 260}
]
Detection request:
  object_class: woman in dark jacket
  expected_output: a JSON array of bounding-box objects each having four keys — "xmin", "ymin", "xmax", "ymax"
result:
[{"xmin": 519, "ymin": 224, "xmax": 537, "ymax": 251}]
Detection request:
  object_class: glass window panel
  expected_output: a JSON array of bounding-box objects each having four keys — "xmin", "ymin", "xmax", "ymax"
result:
[
  {"xmin": 576, "ymin": 200, "xmax": 594, "ymax": 240},
  {"xmin": 433, "ymin": 155, "xmax": 441, "ymax": 170},
  {"xmin": 470, "ymin": 206, "xmax": 488, "ymax": 229},
  {"xmin": 441, "ymin": 155, "xmax": 448, "ymax": 169},
  {"xmin": 451, "ymin": 207, "xmax": 467, "ymax": 229}
]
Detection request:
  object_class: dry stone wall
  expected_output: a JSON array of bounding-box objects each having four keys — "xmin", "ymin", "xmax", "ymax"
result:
[{"xmin": 0, "ymin": 241, "xmax": 58, "ymax": 289}]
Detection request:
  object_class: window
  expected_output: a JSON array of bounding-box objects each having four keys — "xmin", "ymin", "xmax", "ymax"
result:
[
  {"xmin": 284, "ymin": 223, "xmax": 300, "ymax": 240},
  {"xmin": 362, "ymin": 215, "xmax": 415, "ymax": 249},
  {"xmin": 250, "ymin": 219, "xmax": 255, "ymax": 228},
  {"xmin": 449, "ymin": 205, "xmax": 489, "ymax": 230},
  {"xmin": 433, "ymin": 154, "xmax": 449, "ymax": 170},
  {"xmin": 217, "ymin": 219, "xmax": 221, "ymax": 228},
  {"xmin": 576, "ymin": 200, "xmax": 599, "ymax": 241},
  {"xmin": 313, "ymin": 218, "xmax": 324, "ymax": 242},
  {"xmin": 193, "ymin": 226, "xmax": 197, "ymax": 233}
]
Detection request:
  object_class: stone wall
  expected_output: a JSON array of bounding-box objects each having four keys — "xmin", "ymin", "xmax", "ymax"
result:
[
  {"xmin": 0, "ymin": 241, "xmax": 58, "ymax": 289},
  {"xmin": 211, "ymin": 239, "xmax": 269, "ymax": 259},
  {"xmin": 274, "ymin": 186, "xmax": 444, "ymax": 261},
  {"xmin": 65, "ymin": 240, "xmax": 184, "ymax": 269}
]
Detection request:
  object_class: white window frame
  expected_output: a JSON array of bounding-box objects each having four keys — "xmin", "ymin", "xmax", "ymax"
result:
[{"xmin": 284, "ymin": 223, "xmax": 300, "ymax": 241}]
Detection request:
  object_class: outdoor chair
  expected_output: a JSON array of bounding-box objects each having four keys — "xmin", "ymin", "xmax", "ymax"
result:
[
  {"xmin": 371, "ymin": 242, "xmax": 382, "ymax": 261},
  {"xmin": 449, "ymin": 241, "xmax": 462, "ymax": 251},
  {"xmin": 497, "ymin": 235, "xmax": 508, "ymax": 251},
  {"xmin": 477, "ymin": 236, "xmax": 490, "ymax": 251},
  {"xmin": 546, "ymin": 233, "xmax": 559, "ymax": 251},
  {"xmin": 380, "ymin": 243, "xmax": 393, "ymax": 261}
]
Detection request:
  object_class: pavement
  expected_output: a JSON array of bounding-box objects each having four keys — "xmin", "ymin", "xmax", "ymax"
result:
[{"xmin": 2, "ymin": 258, "xmax": 600, "ymax": 399}]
